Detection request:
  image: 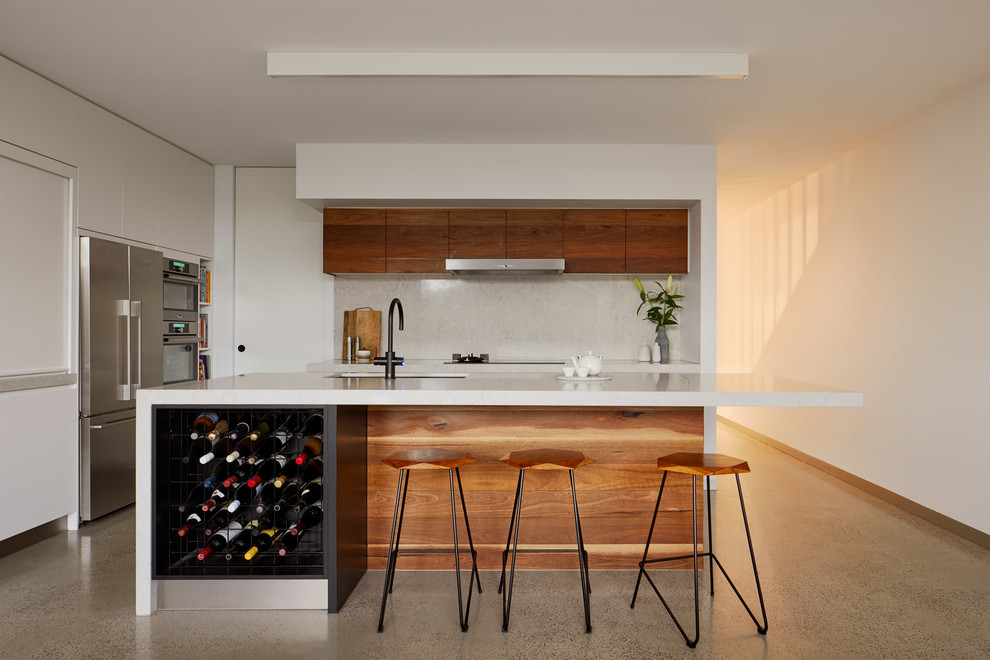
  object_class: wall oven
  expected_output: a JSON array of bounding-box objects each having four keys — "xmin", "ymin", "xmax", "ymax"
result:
[
  {"xmin": 162, "ymin": 336, "xmax": 199, "ymax": 384},
  {"xmin": 163, "ymin": 258, "xmax": 199, "ymax": 324}
]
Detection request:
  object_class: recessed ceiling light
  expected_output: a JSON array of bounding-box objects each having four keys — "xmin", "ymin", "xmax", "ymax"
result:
[{"xmin": 267, "ymin": 52, "xmax": 748, "ymax": 79}]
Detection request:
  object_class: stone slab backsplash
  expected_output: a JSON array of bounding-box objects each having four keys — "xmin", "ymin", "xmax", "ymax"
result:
[{"xmin": 333, "ymin": 274, "xmax": 686, "ymax": 362}]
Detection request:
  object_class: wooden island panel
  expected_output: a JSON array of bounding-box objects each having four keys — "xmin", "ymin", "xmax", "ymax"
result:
[{"xmin": 366, "ymin": 406, "xmax": 704, "ymax": 570}]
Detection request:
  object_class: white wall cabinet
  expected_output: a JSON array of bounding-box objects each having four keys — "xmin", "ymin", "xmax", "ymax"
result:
[
  {"xmin": 77, "ymin": 100, "xmax": 124, "ymax": 236},
  {"xmin": 0, "ymin": 57, "xmax": 78, "ymax": 166},
  {"xmin": 159, "ymin": 144, "xmax": 213, "ymax": 258},
  {"xmin": 122, "ymin": 123, "xmax": 160, "ymax": 245}
]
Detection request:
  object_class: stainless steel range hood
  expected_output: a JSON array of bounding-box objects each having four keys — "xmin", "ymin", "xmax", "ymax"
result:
[{"xmin": 445, "ymin": 258, "xmax": 565, "ymax": 275}]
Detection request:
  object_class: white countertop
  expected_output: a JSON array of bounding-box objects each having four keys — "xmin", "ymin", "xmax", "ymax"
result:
[
  {"xmin": 137, "ymin": 371, "xmax": 862, "ymax": 408},
  {"xmin": 306, "ymin": 358, "xmax": 702, "ymax": 374}
]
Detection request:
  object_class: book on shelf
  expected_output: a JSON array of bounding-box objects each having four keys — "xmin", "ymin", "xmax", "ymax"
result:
[
  {"xmin": 199, "ymin": 313, "xmax": 208, "ymax": 349},
  {"xmin": 198, "ymin": 354, "xmax": 210, "ymax": 380},
  {"xmin": 199, "ymin": 265, "xmax": 211, "ymax": 303}
]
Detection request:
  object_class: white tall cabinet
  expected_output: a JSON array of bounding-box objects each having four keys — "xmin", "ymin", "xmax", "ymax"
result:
[{"xmin": 0, "ymin": 54, "xmax": 215, "ymax": 544}]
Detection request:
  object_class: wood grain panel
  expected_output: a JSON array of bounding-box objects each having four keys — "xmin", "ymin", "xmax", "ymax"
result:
[
  {"xmin": 323, "ymin": 209, "xmax": 386, "ymax": 273},
  {"xmin": 449, "ymin": 209, "xmax": 506, "ymax": 258},
  {"xmin": 366, "ymin": 406, "xmax": 703, "ymax": 570},
  {"xmin": 563, "ymin": 209, "xmax": 626, "ymax": 272},
  {"xmin": 506, "ymin": 209, "xmax": 563, "ymax": 258},
  {"xmin": 625, "ymin": 209, "xmax": 689, "ymax": 274},
  {"xmin": 386, "ymin": 209, "xmax": 448, "ymax": 273}
]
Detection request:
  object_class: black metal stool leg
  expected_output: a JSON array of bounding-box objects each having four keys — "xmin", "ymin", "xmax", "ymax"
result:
[
  {"xmin": 570, "ymin": 470, "xmax": 592, "ymax": 633},
  {"xmin": 576, "ymin": 512, "xmax": 591, "ymax": 594},
  {"xmin": 378, "ymin": 469, "xmax": 408, "ymax": 632},
  {"xmin": 502, "ymin": 469, "xmax": 526, "ymax": 632},
  {"xmin": 387, "ymin": 469, "xmax": 411, "ymax": 595},
  {"xmin": 689, "ymin": 474, "xmax": 700, "ymax": 647},
  {"xmin": 449, "ymin": 469, "xmax": 469, "ymax": 632},
  {"xmin": 498, "ymin": 471, "xmax": 524, "ymax": 595},
  {"xmin": 736, "ymin": 474, "xmax": 768, "ymax": 634},
  {"xmin": 455, "ymin": 468, "xmax": 483, "ymax": 596},
  {"xmin": 631, "ymin": 471, "xmax": 667, "ymax": 608},
  {"xmin": 706, "ymin": 475, "xmax": 715, "ymax": 597}
]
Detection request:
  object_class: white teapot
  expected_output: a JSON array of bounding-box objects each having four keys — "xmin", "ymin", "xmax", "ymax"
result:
[{"xmin": 576, "ymin": 350, "xmax": 603, "ymax": 376}]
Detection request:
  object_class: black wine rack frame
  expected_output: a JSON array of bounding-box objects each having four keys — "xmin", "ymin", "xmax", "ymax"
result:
[{"xmin": 153, "ymin": 406, "xmax": 330, "ymax": 579}]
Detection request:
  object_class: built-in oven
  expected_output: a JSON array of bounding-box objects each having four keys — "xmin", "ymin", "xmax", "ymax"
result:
[
  {"xmin": 163, "ymin": 258, "xmax": 199, "ymax": 323},
  {"xmin": 162, "ymin": 335, "xmax": 199, "ymax": 384}
]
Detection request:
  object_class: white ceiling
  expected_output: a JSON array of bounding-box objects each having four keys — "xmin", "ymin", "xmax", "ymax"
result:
[{"xmin": 1, "ymin": 1, "xmax": 988, "ymax": 217}]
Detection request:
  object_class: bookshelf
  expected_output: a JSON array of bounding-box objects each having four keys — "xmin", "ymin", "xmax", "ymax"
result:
[{"xmin": 198, "ymin": 260, "xmax": 212, "ymax": 380}]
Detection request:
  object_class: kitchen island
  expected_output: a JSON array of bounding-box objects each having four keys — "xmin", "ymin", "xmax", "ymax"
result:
[{"xmin": 136, "ymin": 371, "xmax": 860, "ymax": 614}]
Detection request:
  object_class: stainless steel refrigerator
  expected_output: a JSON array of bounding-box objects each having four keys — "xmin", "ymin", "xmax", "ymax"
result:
[{"xmin": 79, "ymin": 236, "xmax": 163, "ymax": 521}]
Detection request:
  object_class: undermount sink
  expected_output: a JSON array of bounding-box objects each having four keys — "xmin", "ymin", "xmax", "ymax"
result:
[{"xmin": 332, "ymin": 372, "xmax": 469, "ymax": 379}]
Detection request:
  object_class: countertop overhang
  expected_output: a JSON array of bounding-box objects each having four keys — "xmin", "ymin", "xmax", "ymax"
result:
[{"xmin": 137, "ymin": 372, "xmax": 862, "ymax": 408}]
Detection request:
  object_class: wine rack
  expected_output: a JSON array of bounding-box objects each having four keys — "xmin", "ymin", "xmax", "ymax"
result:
[{"xmin": 153, "ymin": 406, "xmax": 328, "ymax": 579}]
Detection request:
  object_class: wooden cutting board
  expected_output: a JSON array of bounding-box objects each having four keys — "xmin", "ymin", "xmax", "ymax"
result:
[{"xmin": 341, "ymin": 309, "xmax": 382, "ymax": 359}]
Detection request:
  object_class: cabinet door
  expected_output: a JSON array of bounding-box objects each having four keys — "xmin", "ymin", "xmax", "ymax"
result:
[
  {"xmin": 121, "ymin": 123, "xmax": 159, "ymax": 245},
  {"xmin": 158, "ymin": 144, "xmax": 203, "ymax": 255},
  {"xmin": 323, "ymin": 209, "xmax": 386, "ymax": 273},
  {"xmin": 449, "ymin": 209, "xmax": 506, "ymax": 258},
  {"xmin": 625, "ymin": 209, "xmax": 689, "ymax": 274},
  {"xmin": 506, "ymin": 209, "xmax": 563, "ymax": 258},
  {"xmin": 386, "ymin": 209, "xmax": 448, "ymax": 273},
  {"xmin": 77, "ymin": 100, "xmax": 123, "ymax": 236},
  {"xmin": 563, "ymin": 209, "xmax": 625, "ymax": 272},
  {"xmin": 0, "ymin": 57, "xmax": 78, "ymax": 165}
]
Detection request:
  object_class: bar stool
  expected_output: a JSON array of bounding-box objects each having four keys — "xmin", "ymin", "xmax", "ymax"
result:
[
  {"xmin": 377, "ymin": 448, "xmax": 482, "ymax": 633},
  {"xmin": 498, "ymin": 448, "xmax": 594, "ymax": 633},
  {"xmin": 630, "ymin": 452, "xmax": 768, "ymax": 647}
]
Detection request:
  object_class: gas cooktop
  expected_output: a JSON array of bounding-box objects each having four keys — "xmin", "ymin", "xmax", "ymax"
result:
[{"xmin": 444, "ymin": 353, "xmax": 565, "ymax": 365}]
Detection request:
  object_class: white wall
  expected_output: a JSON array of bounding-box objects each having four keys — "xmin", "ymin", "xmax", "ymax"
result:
[
  {"xmin": 232, "ymin": 168, "xmax": 330, "ymax": 374},
  {"xmin": 718, "ymin": 77, "xmax": 990, "ymax": 534}
]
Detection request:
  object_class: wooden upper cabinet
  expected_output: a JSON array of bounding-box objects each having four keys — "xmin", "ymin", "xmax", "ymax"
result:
[
  {"xmin": 386, "ymin": 209, "xmax": 448, "ymax": 273},
  {"xmin": 563, "ymin": 209, "xmax": 625, "ymax": 272},
  {"xmin": 625, "ymin": 209, "xmax": 689, "ymax": 274},
  {"xmin": 323, "ymin": 209, "xmax": 386, "ymax": 273},
  {"xmin": 449, "ymin": 209, "xmax": 506, "ymax": 258},
  {"xmin": 506, "ymin": 209, "xmax": 563, "ymax": 258}
]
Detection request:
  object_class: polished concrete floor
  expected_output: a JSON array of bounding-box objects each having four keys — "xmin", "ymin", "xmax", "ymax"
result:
[{"xmin": 2, "ymin": 423, "xmax": 988, "ymax": 659}]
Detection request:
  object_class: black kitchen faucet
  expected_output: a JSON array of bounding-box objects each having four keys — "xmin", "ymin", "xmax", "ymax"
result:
[{"xmin": 383, "ymin": 297, "xmax": 404, "ymax": 379}]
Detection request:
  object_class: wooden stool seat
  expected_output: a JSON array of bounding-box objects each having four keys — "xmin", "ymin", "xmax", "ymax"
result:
[
  {"xmin": 383, "ymin": 448, "xmax": 478, "ymax": 470},
  {"xmin": 499, "ymin": 448, "xmax": 595, "ymax": 471},
  {"xmin": 656, "ymin": 452, "xmax": 750, "ymax": 477}
]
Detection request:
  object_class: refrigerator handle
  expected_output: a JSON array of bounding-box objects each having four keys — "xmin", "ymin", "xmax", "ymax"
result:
[
  {"xmin": 131, "ymin": 300, "xmax": 142, "ymax": 397},
  {"xmin": 116, "ymin": 299, "xmax": 131, "ymax": 400}
]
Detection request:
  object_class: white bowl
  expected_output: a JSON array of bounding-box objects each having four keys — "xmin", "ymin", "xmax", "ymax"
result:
[
  {"xmin": 356, "ymin": 349, "xmax": 372, "ymax": 358},
  {"xmin": 575, "ymin": 367, "xmax": 589, "ymax": 378},
  {"xmin": 562, "ymin": 367, "xmax": 575, "ymax": 377}
]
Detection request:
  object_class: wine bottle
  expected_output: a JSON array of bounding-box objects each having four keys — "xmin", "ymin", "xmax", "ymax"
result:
[
  {"xmin": 273, "ymin": 480, "xmax": 302, "ymax": 512},
  {"xmin": 197, "ymin": 521, "xmax": 244, "ymax": 561},
  {"xmin": 177, "ymin": 484, "xmax": 208, "ymax": 513},
  {"xmin": 244, "ymin": 528, "xmax": 277, "ymax": 560},
  {"xmin": 221, "ymin": 459, "xmax": 256, "ymax": 488},
  {"xmin": 294, "ymin": 413, "xmax": 324, "ymax": 439},
  {"xmin": 245, "ymin": 433, "xmax": 289, "ymax": 465},
  {"xmin": 204, "ymin": 502, "xmax": 244, "ymax": 536},
  {"xmin": 206, "ymin": 419, "xmax": 229, "ymax": 442},
  {"xmin": 181, "ymin": 436, "xmax": 212, "ymax": 464},
  {"xmin": 225, "ymin": 482, "xmax": 256, "ymax": 513},
  {"xmin": 246, "ymin": 454, "xmax": 289, "ymax": 488},
  {"xmin": 199, "ymin": 435, "xmax": 236, "ymax": 465},
  {"xmin": 253, "ymin": 506, "xmax": 281, "ymax": 533},
  {"xmin": 177, "ymin": 510, "xmax": 205, "ymax": 537},
  {"xmin": 293, "ymin": 436, "xmax": 323, "ymax": 465},
  {"xmin": 292, "ymin": 481, "xmax": 323, "ymax": 513},
  {"xmin": 202, "ymin": 459, "xmax": 235, "ymax": 489},
  {"xmin": 254, "ymin": 481, "xmax": 277, "ymax": 513},
  {"xmin": 247, "ymin": 413, "xmax": 276, "ymax": 442},
  {"xmin": 276, "ymin": 527, "xmax": 306, "ymax": 556},
  {"xmin": 225, "ymin": 520, "xmax": 259, "ymax": 559},
  {"xmin": 300, "ymin": 456, "xmax": 323, "ymax": 482},
  {"xmin": 189, "ymin": 411, "xmax": 219, "ymax": 439},
  {"xmin": 200, "ymin": 487, "xmax": 228, "ymax": 512},
  {"xmin": 272, "ymin": 458, "xmax": 301, "ymax": 488},
  {"xmin": 228, "ymin": 419, "xmax": 251, "ymax": 441},
  {"xmin": 289, "ymin": 503, "xmax": 323, "ymax": 536},
  {"xmin": 225, "ymin": 432, "xmax": 265, "ymax": 463}
]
